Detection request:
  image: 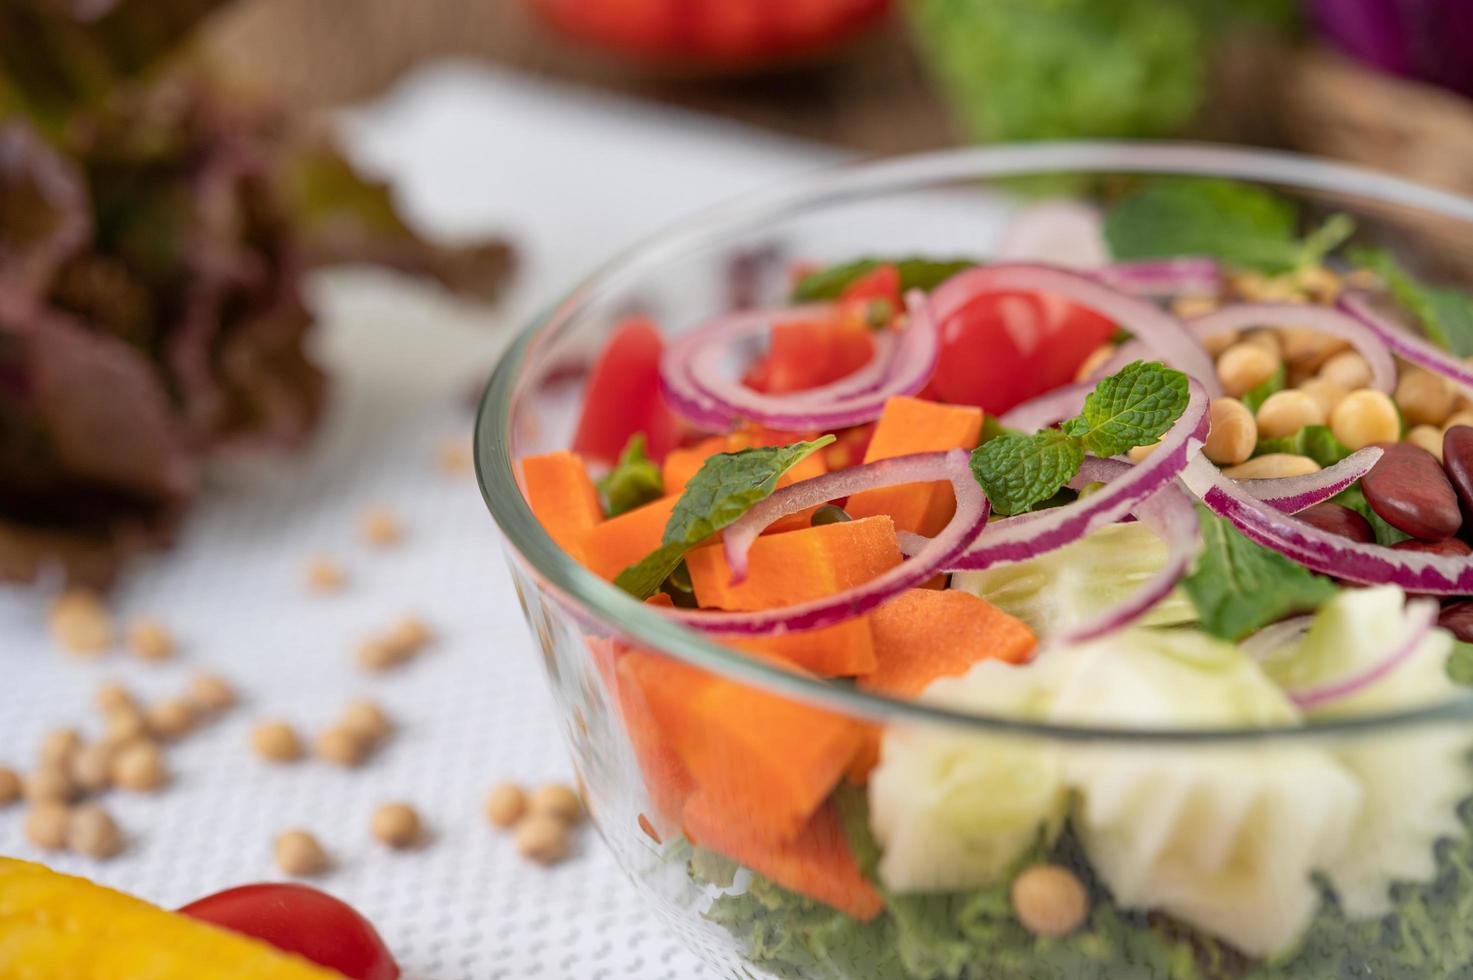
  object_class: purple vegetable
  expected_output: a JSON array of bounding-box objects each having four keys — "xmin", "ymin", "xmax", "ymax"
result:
[{"xmin": 1312, "ymin": 0, "xmax": 1473, "ymax": 98}]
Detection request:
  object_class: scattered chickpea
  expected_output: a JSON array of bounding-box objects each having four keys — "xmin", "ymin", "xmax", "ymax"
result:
[
  {"xmin": 304, "ymin": 556, "xmax": 346, "ymax": 593},
  {"xmin": 38, "ymin": 728, "xmax": 82, "ymax": 769},
  {"xmin": 188, "ymin": 673, "xmax": 237, "ymax": 714},
  {"xmin": 1279, "ymin": 327, "xmax": 1348, "ymax": 370},
  {"xmin": 1330, "ymin": 388, "xmax": 1401, "ymax": 450},
  {"xmin": 94, "ymin": 681, "xmax": 137, "ymax": 716},
  {"xmin": 435, "ymin": 437, "xmax": 473, "ymax": 476},
  {"xmin": 274, "ymin": 829, "xmax": 329, "ymax": 876},
  {"xmin": 1126, "ymin": 441, "xmax": 1160, "ymax": 464},
  {"xmin": 484, "ymin": 783, "xmax": 527, "ymax": 829},
  {"xmin": 388, "ymin": 615, "xmax": 432, "ymax": 653},
  {"xmin": 1407, "ymin": 425, "xmax": 1444, "ymax": 461},
  {"xmin": 370, "ymin": 802, "xmax": 423, "ymax": 849},
  {"xmin": 1298, "ymin": 378, "xmax": 1349, "ymax": 418},
  {"xmin": 1255, "ymin": 390, "xmax": 1326, "ymax": 440},
  {"xmin": 1216, "ymin": 343, "xmax": 1280, "ymax": 397},
  {"xmin": 104, "ymin": 708, "xmax": 149, "ymax": 746},
  {"xmin": 1395, "ymin": 368, "xmax": 1455, "ymax": 427},
  {"xmin": 1223, "ymin": 454, "xmax": 1321, "ymax": 480},
  {"xmin": 24, "ymin": 802, "xmax": 71, "ymax": 850},
  {"xmin": 48, "ymin": 588, "xmax": 114, "ymax": 656},
  {"xmin": 357, "ymin": 639, "xmax": 408, "ymax": 673},
  {"xmin": 25, "ymin": 766, "xmax": 77, "ymax": 805},
  {"xmin": 127, "ymin": 617, "xmax": 176, "ymax": 662},
  {"xmin": 1319, "ymin": 350, "xmax": 1373, "ymax": 390},
  {"xmin": 515, "ymin": 814, "xmax": 570, "ymax": 865},
  {"xmin": 146, "ymin": 699, "xmax": 195, "ymax": 742},
  {"xmin": 68, "ymin": 803, "xmax": 123, "ymax": 859},
  {"xmin": 0, "ymin": 766, "xmax": 20, "ymax": 806},
  {"xmin": 315, "ymin": 726, "xmax": 370, "ymax": 768},
  {"xmin": 358, "ymin": 506, "xmax": 403, "ymax": 547},
  {"xmin": 340, "ymin": 699, "xmax": 392, "ymax": 744},
  {"xmin": 1203, "ymin": 398, "xmax": 1257, "ymax": 465},
  {"xmin": 1011, "ymin": 864, "xmax": 1089, "ymax": 938},
  {"xmin": 527, "ymin": 784, "xmax": 584, "ymax": 826},
  {"xmin": 71, "ymin": 743, "xmax": 114, "ymax": 794},
  {"xmin": 1074, "ymin": 344, "xmax": 1115, "ymax": 383},
  {"xmin": 112, "ymin": 742, "xmax": 167, "ymax": 792},
  {"xmin": 251, "ymin": 721, "xmax": 304, "ymax": 763}
]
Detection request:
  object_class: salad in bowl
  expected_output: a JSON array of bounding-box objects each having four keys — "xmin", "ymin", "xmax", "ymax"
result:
[{"xmin": 476, "ymin": 144, "xmax": 1473, "ymax": 979}]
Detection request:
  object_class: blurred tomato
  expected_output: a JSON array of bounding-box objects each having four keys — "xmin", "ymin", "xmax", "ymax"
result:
[
  {"xmin": 529, "ymin": 0, "xmax": 892, "ymax": 67},
  {"xmin": 573, "ymin": 316, "xmax": 682, "ymax": 464}
]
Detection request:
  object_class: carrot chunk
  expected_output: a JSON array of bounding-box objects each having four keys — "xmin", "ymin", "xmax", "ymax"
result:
[
  {"xmin": 520, "ymin": 451, "xmax": 604, "ymax": 560},
  {"xmin": 577, "ymin": 494, "xmax": 680, "ymax": 582},
  {"xmin": 844, "ymin": 397, "xmax": 984, "ymax": 535}
]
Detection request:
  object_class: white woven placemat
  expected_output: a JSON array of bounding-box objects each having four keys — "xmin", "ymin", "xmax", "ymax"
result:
[{"xmin": 0, "ymin": 63, "xmax": 842, "ymax": 979}]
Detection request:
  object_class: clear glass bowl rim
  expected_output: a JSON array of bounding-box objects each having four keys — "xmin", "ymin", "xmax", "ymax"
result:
[{"xmin": 475, "ymin": 140, "xmax": 1473, "ymax": 745}]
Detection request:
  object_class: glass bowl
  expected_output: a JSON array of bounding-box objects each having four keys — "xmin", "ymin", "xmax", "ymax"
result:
[{"xmin": 475, "ymin": 142, "xmax": 1473, "ymax": 979}]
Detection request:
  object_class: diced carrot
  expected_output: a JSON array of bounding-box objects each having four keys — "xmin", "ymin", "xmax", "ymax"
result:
[
  {"xmin": 845, "ymin": 397, "xmax": 984, "ymax": 536},
  {"xmin": 520, "ymin": 451, "xmax": 604, "ymax": 561},
  {"xmin": 577, "ymin": 494, "xmax": 680, "ymax": 582},
  {"xmin": 661, "ymin": 436, "xmax": 727, "ymax": 496},
  {"xmin": 620, "ymin": 651, "xmax": 860, "ymax": 842},
  {"xmin": 729, "ymin": 619, "xmax": 877, "ymax": 677},
  {"xmin": 613, "ymin": 650, "xmax": 698, "ymax": 829},
  {"xmin": 683, "ymin": 794, "xmax": 884, "ymax": 922}
]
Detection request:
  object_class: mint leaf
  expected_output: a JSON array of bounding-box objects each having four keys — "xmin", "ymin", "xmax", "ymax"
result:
[
  {"xmin": 1331, "ymin": 483, "xmax": 1412, "ymax": 547},
  {"xmin": 1239, "ymin": 363, "xmax": 1285, "ymax": 414},
  {"xmin": 613, "ymin": 436, "xmax": 834, "ymax": 598},
  {"xmin": 1352, "ymin": 247, "xmax": 1473, "ymax": 357},
  {"xmin": 1181, "ymin": 508, "xmax": 1338, "ymax": 641},
  {"xmin": 1255, "ymin": 424, "xmax": 1352, "ymax": 468},
  {"xmin": 790, "ymin": 256, "xmax": 975, "ymax": 302},
  {"xmin": 597, "ymin": 433, "xmax": 664, "ymax": 518},
  {"xmin": 1104, "ymin": 178, "xmax": 1352, "ymax": 274},
  {"xmin": 1061, "ymin": 360, "xmax": 1189, "ymax": 458},
  {"xmin": 970, "ymin": 430, "xmax": 1084, "ymax": 517}
]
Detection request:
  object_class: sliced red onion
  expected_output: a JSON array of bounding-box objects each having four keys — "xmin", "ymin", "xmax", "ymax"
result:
[
  {"xmin": 1093, "ymin": 258, "xmax": 1222, "ymax": 298},
  {"xmin": 668, "ymin": 449, "xmax": 987, "ymax": 636},
  {"xmin": 995, "ymin": 201, "xmax": 1109, "ymax": 268},
  {"xmin": 1182, "ymin": 453, "xmax": 1473, "ymax": 595},
  {"xmin": 998, "ymin": 381, "xmax": 1092, "ymax": 431},
  {"xmin": 945, "ymin": 379, "xmax": 1210, "ymax": 571},
  {"xmin": 661, "ymin": 291, "xmax": 938, "ymax": 431},
  {"xmin": 1341, "ymin": 291, "xmax": 1473, "ymax": 395},
  {"xmin": 1287, "ymin": 599, "xmax": 1439, "ymax": 710},
  {"xmin": 931, "ymin": 263, "xmax": 1221, "ymax": 397},
  {"xmin": 1236, "ymin": 447, "xmax": 1383, "ymax": 513},
  {"xmin": 1240, "ymin": 615, "xmax": 1313, "ymax": 661}
]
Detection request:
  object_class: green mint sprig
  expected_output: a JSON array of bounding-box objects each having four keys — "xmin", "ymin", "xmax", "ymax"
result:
[
  {"xmin": 614, "ymin": 436, "xmax": 834, "ymax": 599},
  {"xmin": 597, "ymin": 433, "xmax": 664, "ymax": 518},
  {"xmin": 970, "ymin": 361, "xmax": 1188, "ymax": 516}
]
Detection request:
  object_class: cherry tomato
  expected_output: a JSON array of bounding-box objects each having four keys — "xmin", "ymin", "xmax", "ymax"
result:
[
  {"xmin": 928, "ymin": 291, "xmax": 1115, "ymax": 415},
  {"xmin": 179, "ymin": 883, "xmax": 399, "ymax": 980},
  {"xmin": 741, "ymin": 315, "xmax": 875, "ymax": 394},
  {"xmin": 573, "ymin": 316, "xmax": 682, "ymax": 464}
]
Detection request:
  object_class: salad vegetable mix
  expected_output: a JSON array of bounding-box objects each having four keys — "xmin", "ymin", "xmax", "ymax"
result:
[{"xmin": 516, "ymin": 179, "xmax": 1473, "ymax": 977}]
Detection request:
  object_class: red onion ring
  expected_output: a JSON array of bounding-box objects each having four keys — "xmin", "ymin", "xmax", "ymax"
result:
[
  {"xmin": 661, "ymin": 291, "xmax": 938, "ymax": 431},
  {"xmin": 668, "ymin": 449, "xmax": 987, "ymax": 636},
  {"xmin": 1240, "ymin": 615, "xmax": 1314, "ymax": 661},
  {"xmin": 1236, "ymin": 447, "xmax": 1383, "ymax": 513},
  {"xmin": 1093, "ymin": 258, "xmax": 1223, "ymax": 298},
  {"xmin": 998, "ymin": 381, "xmax": 1093, "ymax": 431},
  {"xmin": 1341, "ymin": 291, "xmax": 1473, "ymax": 394},
  {"xmin": 1287, "ymin": 599, "xmax": 1438, "ymax": 710},
  {"xmin": 1181, "ymin": 453, "xmax": 1473, "ymax": 595},
  {"xmin": 930, "ymin": 263, "xmax": 1221, "ymax": 397}
]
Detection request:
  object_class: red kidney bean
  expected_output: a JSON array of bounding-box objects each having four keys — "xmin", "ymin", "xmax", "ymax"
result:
[
  {"xmin": 1361, "ymin": 442, "xmax": 1462, "ymax": 541},
  {"xmin": 1392, "ymin": 537, "xmax": 1473, "ymax": 556},
  {"xmin": 1297, "ymin": 503, "xmax": 1376, "ymax": 544},
  {"xmin": 1438, "ymin": 601, "xmax": 1473, "ymax": 644}
]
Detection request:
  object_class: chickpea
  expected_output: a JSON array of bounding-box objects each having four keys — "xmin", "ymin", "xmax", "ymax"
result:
[
  {"xmin": 1223, "ymin": 454, "xmax": 1321, "ymax": 480},
  {"xmin": 1298, "ymin": 378, "xmax": 1349, "ymax": 418},
  {"xmin": 1171, "ymin": 295, "xmax": 1219, "ymax": 321},
  {"xmin": 146, "ymin": 699, "xmax": 195, "ymax": 742},
  {"xmin": 251, "ymin": 721, "xmax": 304, "ymax": 763},
  {"xmin": 0, "ymin": 766, "xmax": 20, "ymax": 806},
  {"xmin": 387, "ymin": 615, "xmax": 432, "ymax": 654},
  {"xmin": 304, "ymin": 556, "xmax": 347, "ymax": 593},
  {"xmin": 357, "ymin": 639, "xmax": 407, "ymax": 672},
  {"xmin": 1395, "ymin": 368, "xmax": 1455, "ymax": 427},
  {"xmin": 340, "ymin": 699, "xmax": 392, "ymax": 744},
  {"xmin": 1200, "ymin": 329, "xmax": 1240, "ymax": 358},
  {"xmin": 1407, "ymin": 425, "xmax": 1444, "ymax": 461},
  {"xmin": 1204, "ymin": 398, "xmax": 1257, "ymax": 465},
  {"xmin": 188, "ymin": 673, "xmax": 237, "ymax": 714},
  {"xmin": 528, "ymin": 784, "xmax": 584, "ymax": 826},
  {"xmin": 1319, "ymin": 350, "xmax": 1373, "ymax": 390},
  {"xmin": 1241, "ymin": 329, "xmax": 1282, "ymax": 357},
  {"xmin": 274, "ymin": 829, "xmax": 329, "ymax": 876},
  {"xmin": 48, "ymin": 588, "xmax": 113, "ymax": 655},
  {"xmin": 1126, "ymin": 441, "xmax": 1160, "ymax": 464},
  {"xmin": 358, "ymin": 506, "xmax": 403, "ymax": 547},
  {"xmin": 1011, "ymin": 864, "xmax": 1089, "ymax": 938},
  {"xmin": 112, "ymin": 742, "xmax": 167, "ymax": 792},
  {"xmin": 1255, "ymin": 390, "xmax": 1327, "ymax": 440},
  {"xmin": 1216, "ymin": 343, "xmax": 1280, "ymax": 398},
  {"xmin": 104, "ymin": 708, "xmax": 149, "ymax": 746},
  {"xmin": 516, "ymin": 815, "xmax": 571, "ymax": 865},
  {"xmin": 316, "ymin": 726, "xmax": 370, "ymax": 768},
  {"xmin": 1279, "ymin": 327, "xmax": 1348, "ymax": 370},
  {"xmin": 71, "ymin": 743, "xmax": 114, "ymax": 794},
  {"xmin": 435, "ymin": 437, "xmax": 473, "ymax": 476},
  {"xmin": 25, "ymin": 765, "xmax": 77, "ymax": 805},
  {"xmin": 485, "ymin": 783, "xmax": 527, "ymax": 829},
  {"xmin": 1295, "ymin": 264, "xmax": 1343, "ymax": 302},
  {"xmin": 1445, "ymin": 411, "xmax": 1473, "ymax": 435},
  {"xmin": 68, "ymin": 804, "xmax": 123, "ymax": 859},
  {"xmin": 38, "ymin": 728, "xmax": 82, "ymax": 769},
  {"xmin": 370, "ymin": 802, "xmax": 423, "ymax": 849},
  {"xmin": 1331, "ymin": 388, "xmax": 1401, "ymax": 450},
  {"xmin": 95, "ymin": 681, "xmax": 137, "ymax": 716},
  {"xmin": 1074, "ymin": 344, "xmax": 1115, "ymax": 383},
  {"xmin": 24, "ymin": 802, "xmax": 71, "ymax": 850},
  {"xmin": 127, "ymin": 618, "xmax": 176, "ymax": 661}
]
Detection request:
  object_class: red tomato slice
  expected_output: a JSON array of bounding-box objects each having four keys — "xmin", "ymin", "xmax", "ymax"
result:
[
  {"xmin": 572, "ymin": 317, "xmax": 682, "ymax": 464},
  {"xmin": 179, "ymin": 883, "xmax": 399, "ymax": 980},
  {"xmin": 742, "ymin": 316, "xmax": 876, "ymax": 395},
  {"xmin": 928, "ymin": 291, "xmax": 1115, "ymax": 415}
]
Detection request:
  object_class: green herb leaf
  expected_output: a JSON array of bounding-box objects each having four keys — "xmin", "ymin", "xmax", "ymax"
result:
[
  {"xmin": 1061, "ymin": 360, "xmax": 1189, "ymax": 458},
  {"xmin": 1181, "ymin": 507, "xmax": 1338, "ymax": 641},
  {"xmin": 1351, "ymin": 247, "xmax": 1473, "ymax": 357},
  {"xmin": 1104, "ymin": 178, "xmax": 1352, "ymax": 274},
  {"xmin": 1448, "ymin": 642, "xmax": 1473, "ymax": 687},
  {"xmin": 1331, "ymin": 484, "xmax": 1412, "ymax": 547},
  {"xmin": 1255, "ymin": 424, "xmax": 1352, "ymax": 468},
  {"xmin": 613, "ymin": 436, "xmax": 834, "ymax": 598},
  {"xmin": 970, "ymin": 430, "xmax": 1084, "ymax": 517},
  {"xmin": 1239, "ymin": 363, "xmax": 1286, "ymax": 414},
  {"xmin": 596, "ymin": 433, "xmax": 664, "ymax": 518},
  {"xmin": 790, "ymin": 257, "xmax": 975, "ymax": 302}
]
